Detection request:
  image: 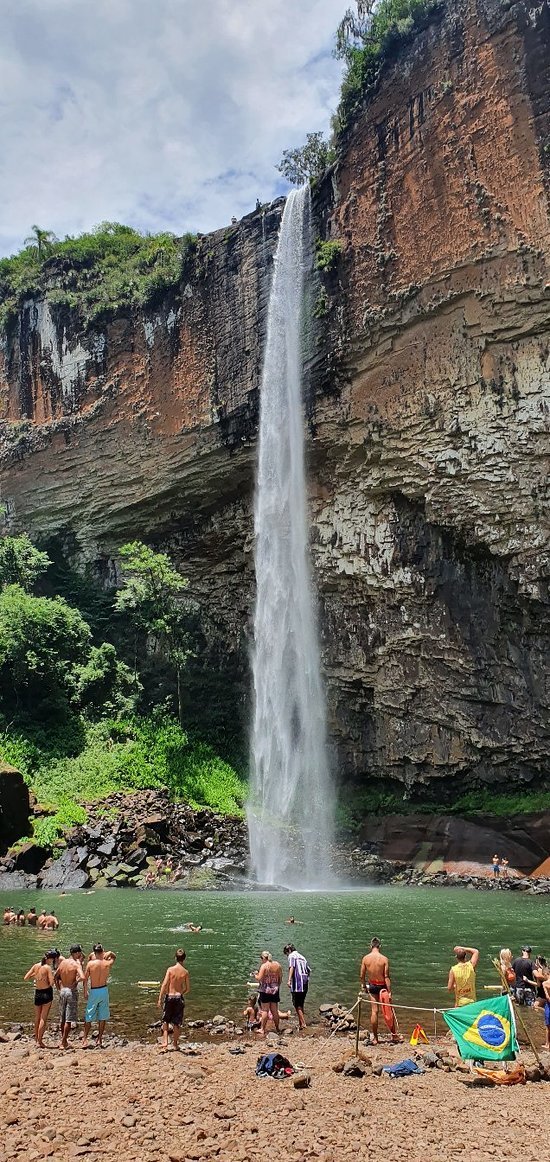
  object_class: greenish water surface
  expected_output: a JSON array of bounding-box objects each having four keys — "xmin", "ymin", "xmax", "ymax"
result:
[{"xmin": 0, "ymin": 887, "xmax": 547, "ymax": 1038}]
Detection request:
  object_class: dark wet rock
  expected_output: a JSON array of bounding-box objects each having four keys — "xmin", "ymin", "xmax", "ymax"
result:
[
  {"xmin": 39, "ymin": 848, "xmax": 90, "ymax": 890},
  {"xmin": 97, "ymin": 838, "xmax": 116, "ymax": 857},
  {"xmin": 9, "ymin": 840, "xmax": 49, "ymax": 875},
  {"xmin": 0, "ymin": 870, "xmax": 38, "ymax": 890},
  {"xmin": 0, "ymin": 762, "xmax": 32, "ymax": 853}
]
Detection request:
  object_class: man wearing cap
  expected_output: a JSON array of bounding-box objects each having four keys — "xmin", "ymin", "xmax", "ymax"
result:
[
  {"xmin": 55, "ymin": 946, "xmax": 86, "ymax": 1050},
  {"xmin": 82, "ymin": 944, "xmax": 117, "ymax": 1048},
  {"xmin": 511, "ymin": 946, "xmax": 535, "ymax": 1006}
]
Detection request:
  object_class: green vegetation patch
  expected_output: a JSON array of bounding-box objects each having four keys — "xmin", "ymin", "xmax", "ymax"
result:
[
  {"xmin": 334, "ymin": 0, "xmax": 442, "ymax": 138},
  {"xmin": 315, "ymin": 239, "xmax": 343, "ymax": 273},
  {"xmin": 337, "ymin": 784, "xmax": 550, "ymax": 834},
  {"xmin": 0, "ymin": 221, "xmax": 197, "ymax": 332},
  {"xmin": 1, "ymin": 715, "xmax": 246, "ymax": 824}
]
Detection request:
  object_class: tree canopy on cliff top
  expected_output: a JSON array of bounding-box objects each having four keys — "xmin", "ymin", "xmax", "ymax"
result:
[
  {"xmin": 279, "ymin": 0, "xmax": 442, "ymax": 182},
  {"xmin": 0, "ymin": 221, "xmax": 197, "ymax": 331}
]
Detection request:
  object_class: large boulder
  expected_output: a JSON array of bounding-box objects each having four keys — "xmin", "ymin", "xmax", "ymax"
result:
[
  {"xmin": 0, "ymin": 762, "xmax": 32, "ymax": 853},
  {"xmin": 38, "ymin": 848, "xmax": 90, "ymax": 890},
  {"xmin": 10, "ymin": 840, "xmax": 49, "ymax": 875}
]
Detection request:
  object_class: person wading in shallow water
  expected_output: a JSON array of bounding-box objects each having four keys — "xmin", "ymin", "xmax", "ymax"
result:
[
  {"xmin": 23, "ymin": 950, "xmax": 58, "ymax": 1047},
  {"xmin": 83, "ymin": 945, "xmax": 116, "ymax": 1048},
  {"xmin": 256, "ymin": 951, "xmax": 282, "ymax": 1037},
  {"xmin": 360, "ymin": 936, "xmax": 400, "ymax": 1044},
  {"xmin": 284, "ymin": 943, "xmax": 310, "ymax": 1030},
  {"xmin": 157, "ymin": 948, "xmax": 190, "ymax": 1052},
  {"xmin": 448, "ymin": 945, "xmax": 479, "ymax": 1006},
  {"xmin": 55, "ymin": 945, "xmax": 86, "ymax": 1050}
]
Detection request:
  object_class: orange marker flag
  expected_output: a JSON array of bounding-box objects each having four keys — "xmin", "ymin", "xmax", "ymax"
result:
[{"xmin": 409, "ymin": 1023, "xmax": 429, "ymax": 1046}]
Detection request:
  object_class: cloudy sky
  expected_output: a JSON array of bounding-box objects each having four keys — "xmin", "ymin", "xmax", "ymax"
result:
[{"xmin": 0, "ymin": 0, "xmax": 346, "ymax": 257}]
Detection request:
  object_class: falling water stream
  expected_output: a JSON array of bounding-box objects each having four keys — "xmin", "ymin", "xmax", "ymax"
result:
[{"xmin": 247, "ymin": 186, "xmax": 334, "ymax": 888}]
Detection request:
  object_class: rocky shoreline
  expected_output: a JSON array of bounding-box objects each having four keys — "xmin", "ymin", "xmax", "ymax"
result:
[
  {"xmin": 0, "ymin": 789, "xmax": 548, "ymax": 894},
  {"xmin": 1, "ymin": 1030, "xmax": 548, "ymax": 1162}
]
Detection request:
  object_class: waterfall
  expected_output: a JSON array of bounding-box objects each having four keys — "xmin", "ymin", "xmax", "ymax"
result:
[{"xmin": 247, "ymin": 186, "xmax": 334, "ymax": 889}]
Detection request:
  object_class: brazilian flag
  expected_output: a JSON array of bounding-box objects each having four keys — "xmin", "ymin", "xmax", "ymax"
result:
[{"xmin": 442, "ymin": 994, "xmax": 518, "ymax": 1061}]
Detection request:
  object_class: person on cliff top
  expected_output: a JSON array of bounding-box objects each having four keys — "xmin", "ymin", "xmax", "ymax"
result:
[
  {"xmin": 448, "ymin": 945, "xmax": 479, "ymax": 1006},
  {"xmin": 492, "ymin": 854, "xmax": 500, "ymax": 877},
  {"xmin": 23, "ymin": 949, "xmax": 58, "ymax": 1047},
  {"xmin": 255, "ymin": 951, "xmax": 282, "ymax": 1037},
  {"xmin": 284, "ymin": 943, "xmax": 311, "ymax": 1031},
  {"xmin": 55, "ymin": 945, "xmax": 86, "ymax": 1050},
  {"xmin": 157, "ymin": 948, "xmax": 190, "ymax": 1053},
  {"xmin": 82, "ymin": 944, "xmax": 117, "ymax": 1048},
  {"xmin": 360, "ymin": 937, "xmax": 401, "ymax": 1044}
]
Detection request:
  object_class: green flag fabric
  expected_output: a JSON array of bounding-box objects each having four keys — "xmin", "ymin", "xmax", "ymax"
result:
[{"xmin": 442, "ymin": 994, "xmax": 518, "ymax": 1061}]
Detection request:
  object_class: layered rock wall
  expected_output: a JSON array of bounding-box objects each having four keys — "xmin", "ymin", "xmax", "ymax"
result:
[{"xmin": 1, "ymin": 0, "xmax": 549, "ymax": 796}]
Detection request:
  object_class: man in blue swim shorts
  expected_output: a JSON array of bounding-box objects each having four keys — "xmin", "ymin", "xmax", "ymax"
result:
[{"xmin": 83, "ymin": 944, "xmax": 117, "ymax": 1048}]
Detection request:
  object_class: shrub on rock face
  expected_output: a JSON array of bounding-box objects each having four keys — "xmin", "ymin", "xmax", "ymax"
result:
[{"xmin": 0, "ymin": 585, "xmax": 91, "ymax": 718}]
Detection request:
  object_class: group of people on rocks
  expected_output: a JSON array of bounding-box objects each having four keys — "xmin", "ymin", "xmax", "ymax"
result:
[
  {"xmin": 491, "ymin": 854, "xmax": 510, "ymax": 877},
  {"xmin": 144, "ymin": 856, "xmax": 184, "ymax": 887},
  {"xmin": 3, "ymin": 905, "xmax": 59, "ymax": 929}
]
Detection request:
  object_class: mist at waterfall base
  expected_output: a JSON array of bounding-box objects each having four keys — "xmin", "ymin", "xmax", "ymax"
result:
[{"xmin": 247, "ymin": 186, "xmax": 335, "ymax": 890}]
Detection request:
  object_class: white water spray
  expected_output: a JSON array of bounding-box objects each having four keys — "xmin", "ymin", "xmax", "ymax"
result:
[{"xmin": 247, "ymin": 187, "xmax": 334, "ymax": 888}]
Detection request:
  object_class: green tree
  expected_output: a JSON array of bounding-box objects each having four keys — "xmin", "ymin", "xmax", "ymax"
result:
[
  {"xmin": 71, "ymin": 642, "xmax": 140, "ymax": 718},
  {"xmin": 114, "ymin": 542, "xmax": 195, "ymax": 726},
  {"xmin": 334, "ymin": 1, "xmax": 375, "ymax": 61},
  {"xmin": 277, "ymin": 132, "xmax": 335, "ymax": 186},
  {"xmin": 0, "ymin": 534, "xmax": 50, "ymax": 592},
  {"xmin": 0, "ymin": 585, "xmax": 91, "ymax": 717},
  {"xmin": 23, "ymin": 225, "xmax": 59, "ymax": 261}
]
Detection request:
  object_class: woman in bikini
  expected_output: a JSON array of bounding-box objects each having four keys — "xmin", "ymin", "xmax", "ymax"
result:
[
  {"xmin": 24, "ymin": 950, "xmax": 58, "ymax": 1047},
  {"xmin": 255, "ymin": 951, "xmax": 282, "ymax": 1037}
]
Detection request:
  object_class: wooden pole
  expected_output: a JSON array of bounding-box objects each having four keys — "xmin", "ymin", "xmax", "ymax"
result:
[
  {"xmin": 491, "ymin": 958, "xmax": 542, "ymax": 1067},
  {"xmin": 355, "ymin": 993, "xmax": 362, "ymax": 1056}
]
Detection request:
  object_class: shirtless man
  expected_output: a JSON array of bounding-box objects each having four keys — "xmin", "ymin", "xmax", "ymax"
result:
[
  {"xmin": 44, "ymin": 911, "xmax": 59, "ymax": 931},
  {"xmin": 27, "ymin": 907, "xmax": 38, "ymax": 926},
  {"xmin": 157, "ymin": 948, "xmax": 190, "ymax": 1052},
  {"xmin": 55, "ymin": 945, "xmax": 86, "ymax": 1050},
  {"xmin": 82, "ymin": 944, "xmax": 116, "ymax": 1048},
  {"xmin": 37, "ymin": 910, "xmax": 48, "ymax": 929},
  {"xmin": 3, "ymin": 906, "xmax": 14, "ymax": 924},
  {"xmin": 360, "ymin": 936, "xmax": 399, "ymax": 1044}
]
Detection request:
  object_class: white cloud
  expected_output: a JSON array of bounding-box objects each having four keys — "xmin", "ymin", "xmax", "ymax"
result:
[{"xmin": 0, "ymin": 0, "xmax": 345, "ymax": 255}]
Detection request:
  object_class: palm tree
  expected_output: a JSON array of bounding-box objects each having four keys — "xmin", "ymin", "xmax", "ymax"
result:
[{"xmin": 24, "ymin": 225, "xmax": 59, "ymax": 261}]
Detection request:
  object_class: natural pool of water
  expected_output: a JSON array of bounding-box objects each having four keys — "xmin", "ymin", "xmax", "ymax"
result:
[{"xmin": 0, "ymin": 887, "xmax": 547, "ymax": 1037}]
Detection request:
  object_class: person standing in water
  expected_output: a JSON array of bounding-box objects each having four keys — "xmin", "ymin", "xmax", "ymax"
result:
[
  {"xmin": 157, "ymin": 948, "xmax": 190, "ymax": 1052},
  {"xmin": 448, "ymin": 945, "xmax": 479, "ymax": 1006},
  {"xmin": 360, "ymin": 937, "xmax": 398, "ymax": 1044},
  {"xmin": 55, "ymin": 945, "xmax": 86, "ymax": 1050},
  {"xmin": 23, "ymin": 950, "xmax": 58, "ymax": 1047},
  {"xmin": 256, "ymin": 951, "xmax": 282, "ymax": 1037},
  {"xmin": 283, "ymin": 943, "xmax": 310, "ymax": 1030},
  {"xmin": 82, "ymin": 945, "xmax": 116, "ymax": 1048}
]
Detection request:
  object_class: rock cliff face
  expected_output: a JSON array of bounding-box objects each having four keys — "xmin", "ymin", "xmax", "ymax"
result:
[{"xmin": 0, "ymin": 0, "xmax": 549, "ymax": 797}]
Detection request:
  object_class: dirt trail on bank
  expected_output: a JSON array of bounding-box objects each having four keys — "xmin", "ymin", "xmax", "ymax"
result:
[{"xmin": 0, "ymin": 1034, "xmax": 547, "ymax": 1162}]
